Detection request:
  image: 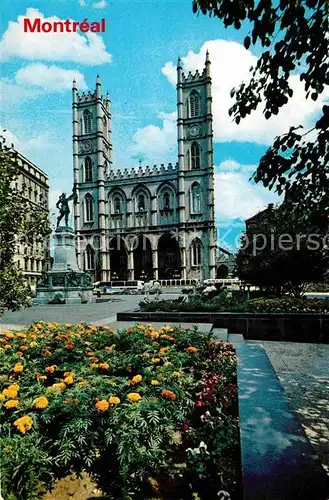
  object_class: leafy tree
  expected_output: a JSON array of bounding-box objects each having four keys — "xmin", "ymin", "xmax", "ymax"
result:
[
  {"xmin": 193, "ymin": 0, "xmax": 329, "ymax": 224},
  {"xmin": 235, "ymin": 204, "xmax": 328, "ymax": 296},
  {"xmin": 0, "ymin": 135, "xmax": 51, "ymax": 315}
]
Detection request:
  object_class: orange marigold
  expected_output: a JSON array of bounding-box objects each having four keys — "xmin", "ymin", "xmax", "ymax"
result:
[
  {"xmin": 42, "ymin": 349, "xmax": 52, "ymax": 356},
  {"xmin": 4, "ymin": 332, "xmax": 14, "ymax": 339},
  {"xmin": 161, "ymin": 389, "xmax": 176, "ymax": 400},
  {"xmin": 20, "ymin": 345, "xmax": 28, "ymax": 351},
  {"xmin": 104, "ymin": 346, "xmax": 113, "ymax": 351},
  {"xmin": 16, "ymin": 352, "xmax": 23, "ymax": 357},
  {"xmin": 95, "ymin": 400, "xmax": 109, "ymax": 412},
  {"xmin": 64, "ymin": 342, "xmax": 74, "ymax": 350},
  {"xmin": 109, "ymin": 396, "xmax": 120, "ymax": 405},
  {"xmin": 63, "ymin": 375, "xmax": 74, "ymax": 385},
  {"xmin": 129, "ymin": 374, "xmax": 142, "ymax": 385},
  {"xmin": 16, "ymin": 333, "xmax": 26, "ymax": 339},
  {"xmin": 45, "ymin": 365, "xmax": 57, "ymax": 374},
  {"xmin": 13, "ymin": 415, "xmax": 33, "ymax": 433},
  {"xmin": 34, "ymin": 396, "xmax": 49, "ymax": 409},
  {"xmin": 5, "ymin": 399, "xmax": 20, "ymax": 409},
  {"xmin": 47, "ymin": 382, "xmax": 66, "ymax": 392},
  {"xmin": 36, "ymin": 373, "xmax": 47, "ymax": 381},
  {"xmin": 13, "ymin": 363, "xmax": 24, "ymax": 373},
  {"xmin": 127, "ymin": 392, "xmax": 141, "ymax": 402},
  {"xmin": 186, "ymin": 346, "xmax": 198, "ymax": 354},
  {"xmin": 159, "ymin": 347, "xmax": 169, "ymax": 353},
  {"xmin": 98, "ymin": 362, "xmax": 109, "ymax": 370}
]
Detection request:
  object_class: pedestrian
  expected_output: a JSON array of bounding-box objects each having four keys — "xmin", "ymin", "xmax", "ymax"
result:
[
  {"xmin": 144, "ymin": 280, "xmax": 150, "ymax": 299},
  {"xmin": 153, "ymin": 280, "xmax": 161, "ymax": 300}
]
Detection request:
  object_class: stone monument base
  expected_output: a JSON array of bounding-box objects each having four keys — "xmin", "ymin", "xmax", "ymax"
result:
[{"xmin": 35, "ymin": 226, "xmax": 95, "ymax": 305}]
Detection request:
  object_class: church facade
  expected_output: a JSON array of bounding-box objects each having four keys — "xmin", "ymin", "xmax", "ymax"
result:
[{"xmin": 72, "ymin": 54, "xmax": 216, "ymax": 283}]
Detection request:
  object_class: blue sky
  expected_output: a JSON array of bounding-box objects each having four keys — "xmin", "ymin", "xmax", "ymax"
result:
[{"xmin": 1, "ymin": 0, "xmax": 326, "ymax": 250}]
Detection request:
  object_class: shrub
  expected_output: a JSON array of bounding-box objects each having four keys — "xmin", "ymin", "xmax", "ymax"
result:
[{"xmin": 0, "ymin": 322, "xmax": 238, "ymax": 500}]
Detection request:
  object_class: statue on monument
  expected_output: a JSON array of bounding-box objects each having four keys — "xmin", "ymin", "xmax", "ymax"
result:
[{"xmin": 56, "ymin": 184, "xmax": 77, "ymax": 228}]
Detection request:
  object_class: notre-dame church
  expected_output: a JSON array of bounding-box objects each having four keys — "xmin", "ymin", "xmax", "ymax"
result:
[{"xmin": 72, "ymin": 53, "xmax": 216, "ymax": 283}]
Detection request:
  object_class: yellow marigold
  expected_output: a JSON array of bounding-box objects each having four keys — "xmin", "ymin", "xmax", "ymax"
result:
[
  {"xmin": 161, "ymin": 389, "xmax": 176, "ymax": 400},
  {"xmin": 162, "ymin": 325, "xmax": 174, "ymax": 332},
  {"xmin": 137, "ymin": 324, "xmax": 145, "ymax": 330},
  {"xmin": 148, "ymin": 477, "xmax": 160, "ymax": 494},
  {"xmin": 98, "ymin": 362, "xmax": 109, "ymax": 370},
  {"xmin": 63, "ymin": 375, "xmax": 74, "ymax": 385},
  {"xmin": 35, "ymin": 323, "xmax": 43, "ymax": 329},
  {"xmin": 13, "ymin": 363, "xmax": 24, "ymax": 373},
  {"xmin": 34, "ymin": 396, "xmax": 49, "ymax": 409},
  {"xmin": 91, "ymin": 363, "xmax": 99, "ymax": 369},
  {"xmin": 16, "ymin": 333, "xmax": 26, "ymax": 339},
  {"xmin": 4, "ymin": 345, "xmax": 11, "ymax": 350},
  {"xmin": 36, "ymin": 374, "xmax": 47, "ymax": 381},
  {"xmin": 86, "ymin": 351, "xmax": 95, "ymax": 356},
  {"xmin": 13, "ymin": 415, "xmax": 33, "ymax": 433},
  {"xmin": 45, "ymin": 365, "xmax": 57, "ymax": 374},
  {"xmin": 142, "ymin": 352, "xmax": 150, "ymax": 358},
  {"xmin": 152, "ymin": 358, "xmax": 161, "ymax": 364},
  {"xmin": 90, "ymin": 326, "xmax": 97, "ymax": 333},
  {"xmin": 4, "ymin": 332, "xmax": 14, "ymax": 339},
  {"xmin": 30, "ymin": 341, "xmax": 38, "ymax": 348},
  {"xmin": 20, "ymin": 345, "xmax": 28, "ymax": 351},
  {"xmin": 151, "ymin": 380, "xmax": 160, "ymax": 385},
  {"xmin": 89, "ymin": 357, "xmax": 99, "ymax": 363},
  {"xmin": 127, "ymin": 392, "xmax": 141, "ymax": 402},
  {"xmin": 47, "ymin": 323, "xmax": 57, "ymax": 330},
  {"xmin": 47, "ymin": 382, "xmax": 66, "ymax": 392},
  {"xmin": 64, "ymin": 371, "xmax": 75, "ymax": 378},
  {"xmin": 186, "ymin": 346, "xmax": 198, "ymax": 354},
  {"xmin": 172, "ymin": 371, "xmax": 181, "ymax": 377},
  {"xmin": 102, "ymin": 326, "xmax": 113, "ymax": 331},
  {"xmin": 129, "ymin": 374, "xmax": 142, "ymax": 385},
  {"xmin": 78, "ymin": 380, "xmax": 89, "ymax": 386},
  {"xmin": 5, "ymin": 399, "xmax": 19, "ymax": 409},
  {"xmin": 0, "ymin": 394, "xmax": 5, "ymax": 401},
  {"xmin": 65, "ymin": 323, "xmax": 72, "ymax": 328},
  {"xmin": 109, "ymin": 396, "xmax": 120, "ymax": 405},
  {"xmin": 95, "ymin": 400, "xmax": 109, "ymax": 412}
]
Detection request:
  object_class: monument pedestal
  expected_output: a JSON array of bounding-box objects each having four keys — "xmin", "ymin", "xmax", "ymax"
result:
[{"xmin": 35, "ymin": 226, "xmax": 95, "ymax": 305}]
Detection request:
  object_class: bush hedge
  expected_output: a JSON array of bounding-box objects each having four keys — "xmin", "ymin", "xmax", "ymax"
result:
[
  {"xmin": 139, "ymin": 294, "xmax": 329, "ymax": 314},
  {"xmin": 0, "ymin": 322, "xmax": 239, "ymax": 500}
]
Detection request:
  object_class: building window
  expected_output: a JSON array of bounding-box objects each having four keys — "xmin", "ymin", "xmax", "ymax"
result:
[
  {"xmin": 138, "ymin": 194, "xmax": 145, "ymax": 212},
  {"xmin": 163, "ymin": 192, "xmax": 170, "ymax": 209},
  {"xmin": 103, "ymin": 116, "xmax": 107, "ymax": 139},
  {"xmin": 85, "ymin": 156, "xmax": 92, "ymax": 182},
  {"xmin": 189, "ymin": 91, "xmax": 200, "ymax": 118},
  {"xmin": 191, "ymin": 142, "xmax": 200, "ymax": 170},
  {"xmin": 83, "ymin": 109, "xmax": 92, "ymax": 134},
  {"xmin": 85, "ymin": 245, "xmax": 95, "ymax": 270},
  {"xmin": 84, "ymin": 194, "xmax": 94, "ymax": 222},
  {"xmin": 191, "ymin": 239, "xmax": 202, "ymax": 266},
  {"xmin": 114, "ymin": 197, "xmax": 121, "ymax": 214},
  {"xmin": 191, "ymin": 183, "xmax": 202, "ymax": 213},
  {"xmin": 104, "ymin": 161, "xmax": 108, "ymax": 178}
]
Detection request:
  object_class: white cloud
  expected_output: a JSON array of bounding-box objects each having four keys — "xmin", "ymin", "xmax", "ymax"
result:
[
  {"xmin": 161, "ymin": 39, "xmax": 328, "ymax": 145},
  {"xmin": 129, "ymin": 111, "xmax": 177, "ymax": 164},
  {"xmin": 93, "ymin": 0, "xmax": 108, "ymax": 8},
  {"xmin": 214, "ymin": 160, "xmax": 280, "ymax": 221},
  {"xmin": 15, "ymin": 64, "xmax": 87, "ymax": 92},
  {"xmin": 0, "ymin": 8, "xmax": 112, "ymax": 65},
  {"xmin": 0, "ymin": 78, "xmax": 40, "ymax": 108}
]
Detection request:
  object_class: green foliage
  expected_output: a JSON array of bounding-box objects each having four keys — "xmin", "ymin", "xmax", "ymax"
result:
[
  {"xmin": 0, "ymin": 135, "xmax": 51, "ymax": 315},
  {"xmin": 192, "ymin": 0, "xmax": 328, "ymax": 223},
  {"xmin": 140, "ymin": 292, "xmax": 329, "ymax": 314},
  {"xmin": 235, "ymin": 205, "xmax": 328, "ymax": 296},
  {"xmin": 0, "ymin": 322, "xmax": 238, "ymax": 499}
]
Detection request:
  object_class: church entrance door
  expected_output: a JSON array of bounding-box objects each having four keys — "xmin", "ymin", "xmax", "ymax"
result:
[
  {"xmin": 158, "ymin": 233, "xmax": 181, "ymax": 279},
  {"xmin": 109, "ymin": 236, "xmax": 128, "ymax": 280},
  {"xmin": 133, "ymin": 235, "xmax": 152, "ymax": 280}
]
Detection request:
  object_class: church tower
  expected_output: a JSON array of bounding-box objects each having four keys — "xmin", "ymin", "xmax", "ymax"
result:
[
  {"xmin": 72, "ymin": 76, "xmax": 112, "ymax": 280},
  {"xmin": 176, "ymin": 52, "xmax": 216, "ymax": 280}
]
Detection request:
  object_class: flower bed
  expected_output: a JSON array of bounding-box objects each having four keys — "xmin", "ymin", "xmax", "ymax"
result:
[
  {"xmin": 139, "ymin": 295, "xmax": 329, "ymax": 314},
  {"xmin": 0, "ymin": 322, "xmax": 239, "ymax": 500}
]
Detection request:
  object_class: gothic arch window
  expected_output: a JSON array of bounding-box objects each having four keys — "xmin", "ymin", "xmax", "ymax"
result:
[
  {"xmin": 84, "ymin": 194, "xmax": 94, "ymax": 222},
  {"xmin": 138, "ymin": 194, "xmax": 145, "ymax": 212},
  {"xmin": 191, "ymin": 239, "xmax": 202, "ymax": 266},
  {"xmin": 191, "ymin": 142, "xmax": 200, "ymax": 170},
  {"xmin": 85, "ymin": 156, "xmax": 92, "ymax": 182},
  {"xmin": 191, "ymin": 183, "xmax": 202, "ymax": 214},
  {"xmin": 103, "ymin": 116, "xmax": 107, "ymax": 139},
  {"xmin": 85, "ymin": 244, "xmax": 95, "ymax": 270},
  {"xmin": 83, "ymin": 109, "xmax": 92, "ymax": 134},
  {"xmin": 189, "ymin": 91, "xmax": 201, "ymax": 118},
  {"xmin": 114, "ymin": 196, "xmax": 121, "ymax": 214},
  {"xmin": 163, "ymin": 192, "xmax": 170, "ymax": 210}
]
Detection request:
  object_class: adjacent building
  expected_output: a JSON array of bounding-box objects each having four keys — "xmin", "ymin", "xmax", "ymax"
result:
[
  {"xmin": 72, "ymin": 53, "xmax": 216, "ymax": 282},
  {"xmin": 12, "ymin": 152, "xmax": 50, "ymax": 290}
]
